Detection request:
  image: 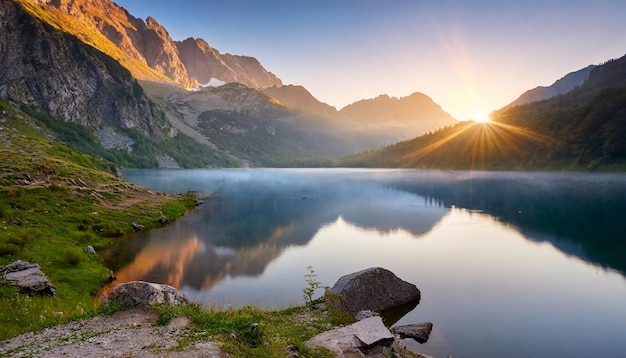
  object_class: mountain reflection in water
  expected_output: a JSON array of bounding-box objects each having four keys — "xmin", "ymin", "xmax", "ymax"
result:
[
  {"xmin": 103, "ymin": 169, "xmax": 626, "ymax": 358},
  {"xmin": 102, "ymin": 170, "xmax": 447, "ymax": 293}
]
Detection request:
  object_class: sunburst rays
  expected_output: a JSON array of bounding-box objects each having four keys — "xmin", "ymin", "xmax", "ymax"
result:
[{"xmin": 401, "ymin": 120, "xmax": 550, "ymax": 169}]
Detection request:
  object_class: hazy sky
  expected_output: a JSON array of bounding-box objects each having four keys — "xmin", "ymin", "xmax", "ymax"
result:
[{"xmin": 114, "ymin": 0, "xmax": 626, "ymax": 120}]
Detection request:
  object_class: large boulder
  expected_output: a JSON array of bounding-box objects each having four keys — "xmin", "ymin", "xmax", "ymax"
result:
[
  {"xmin": 329, "ymin": 267, "xmax": 420, "ymax": 316},
  {"xmin": 0, "ymin": 260, "xmax": 56, "ymax": 295},
  {"xmin": 103, "ymin": 281, "xmax": 189, "ymax": 308}
]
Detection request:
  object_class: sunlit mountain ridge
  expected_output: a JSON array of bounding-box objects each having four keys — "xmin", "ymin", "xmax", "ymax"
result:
[{"xmin": 2, "ymin": 0, "xmax": 459, "ymax": 168}]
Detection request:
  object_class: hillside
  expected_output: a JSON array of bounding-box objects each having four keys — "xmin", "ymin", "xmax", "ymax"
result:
[
  {"xmin": 0, "ymin": 98, "xmax": 199, "ymax": 338},
  {"xmin": 341, "ymin": 54, "xmax": 626, "ymax": 171},
  {"xmin": 508, "ymin": 65, "xmax": 596, "ymax": 107}
]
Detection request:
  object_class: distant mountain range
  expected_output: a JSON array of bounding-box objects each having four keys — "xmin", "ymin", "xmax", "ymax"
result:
[
  {"xmin": 341, "ymin": 54, "xmax": 626, "ymax": 170},
  {"xmin": 1, "ymin": 0, "xmax": 623, "ymax": 171},
  {"xmin": 0, "ymin": 0, "xmax": 459, "ymax": 168}
]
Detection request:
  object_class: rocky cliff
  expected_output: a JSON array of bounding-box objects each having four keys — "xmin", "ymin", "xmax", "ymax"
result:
[
  {"xmin": 177, "ymin": 37, "xmax": 282, "ymax": 89},
  {"xmin": 21, "ymin": 0, "xmax": 281, "ymax": 91},
  {"xmin": 0, "ymin": 0, "xmax": 166, "ymax": 134}
]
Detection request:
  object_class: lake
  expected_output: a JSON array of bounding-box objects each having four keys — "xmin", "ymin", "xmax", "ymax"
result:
[{"xmin": 104, "ymin": 168, "xmax": 626, "ymax": 358}]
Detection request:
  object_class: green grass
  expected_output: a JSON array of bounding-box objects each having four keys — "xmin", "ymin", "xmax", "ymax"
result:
[
  {"xmin": 0, "ymin": 100, "xmax": 344, "ymax": 356},
  {"xmin": 0, "ymin": 100, "xmax": 198, "ymax": 340},
  {"xmin": 153, "ymin": 304, "xmax": 336, "ymax": 357}
]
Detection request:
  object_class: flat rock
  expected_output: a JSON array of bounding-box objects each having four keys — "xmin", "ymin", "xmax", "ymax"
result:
[
  {"xmin": 103, "ymin": 281, "xmax": 189, "ymax": 308},
  {"xmin": 329, "ymin": 267, "xmax": 420, "ymax": 316},
  {"xmin": 305, "ymin": 316, "xmax": 394, "ymax": 356},
  {"xmin": 391, "ymin": 322, "xmax": 433, "ymax": 344},
  {"xmin": 0, "ymin": 260, "xmax": 55, "ymax": 295}
]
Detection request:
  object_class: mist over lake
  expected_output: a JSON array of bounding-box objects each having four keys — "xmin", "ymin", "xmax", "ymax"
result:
[{"xmin": 105, "ymin": 169, "xmax": 626, "ymax": 358}]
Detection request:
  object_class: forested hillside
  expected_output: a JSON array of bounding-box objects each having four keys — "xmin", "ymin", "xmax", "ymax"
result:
[{"xmin": 341, "ymin": 54, "xmax": 626, "ymax": 171}]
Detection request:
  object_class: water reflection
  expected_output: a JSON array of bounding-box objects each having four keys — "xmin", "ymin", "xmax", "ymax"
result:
[
  {"xmin": 102, "ymin": 170, "xmax": 448, "ymax": 293},
  {"xmin": 388, "ymin": 171, "xmax": 626, "ymax": 275},
  {"xmin": 103, "ymin": 169, "xmax": 626, "ymax": 358}
]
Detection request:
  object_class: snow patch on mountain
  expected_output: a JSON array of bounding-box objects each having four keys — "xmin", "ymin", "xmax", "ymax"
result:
[{"xmin": 200, "ymin": 78, "xmax": 226, "ymax": 88}]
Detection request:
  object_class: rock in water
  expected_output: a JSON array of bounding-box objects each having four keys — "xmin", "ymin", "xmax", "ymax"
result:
[
  {"xmin": 0, "ymin": 260, "xmax": 56, "ymax": 295},
  {"xmin": 104, "ymin": 281, "xmax": 189, "ymax": 308},
  {"xmin": 391, "ymin": 322, "xmax": 433, "ymax": 344},
  {"xmin": 329, "ymin": 267, "xmax": 420, "ymax": 316}
]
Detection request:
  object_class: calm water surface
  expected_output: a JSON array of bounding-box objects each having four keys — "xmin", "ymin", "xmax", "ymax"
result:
[{"xmin": 104, "ymin": 169, "xmax": 626, "ymax": 358}]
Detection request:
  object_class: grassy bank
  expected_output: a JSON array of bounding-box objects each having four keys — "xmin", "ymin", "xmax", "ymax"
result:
[
  {"xmin": 0, "ymin": 100, "xmax": 197, "ymax": 339},
  {"xmin": 0, "ymin": 101, "xmax": 342, "ymax": 357}
]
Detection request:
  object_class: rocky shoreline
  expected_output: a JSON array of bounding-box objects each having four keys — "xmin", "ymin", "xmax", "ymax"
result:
[{"xmin": 1, "ymin": 265, "xmax": 434, "ymax": 357}]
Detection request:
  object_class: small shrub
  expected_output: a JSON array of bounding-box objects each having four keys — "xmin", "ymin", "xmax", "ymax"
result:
[
  {"xmin": 0, "ymin": 243, "xmax": 20, "ymax": 256},
  {"xmin": 19, "ymin": 228, "xmax": 42, "ymax": 245},
  {"xmin": 303, "ymin": 265, "xmax": 327, "ymax": 306},
  {"xmin": 65, "ymin": 248, "xmax": 82, "ymax": 266},
  {"xmin": 0, "ymin": 203, "xmax": 9, "ymax": 219},
  {"xmin": 95, "ymin": 223, "xmax": 124, "ymax": 238}
]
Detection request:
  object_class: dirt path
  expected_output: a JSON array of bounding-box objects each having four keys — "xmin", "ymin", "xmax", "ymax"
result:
[{"xmin": 0, "ymin": 307, "xmax": 229, "ymax": 357}]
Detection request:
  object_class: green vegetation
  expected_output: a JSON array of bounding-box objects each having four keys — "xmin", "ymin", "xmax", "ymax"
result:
[
  {"xmin": 0, "ymin": 100, "xmax": 197, "ymax": 339},
  {"xmin": 0, "ymin": 101, "xmax": 343, "ymax": 356},
  {"xmin": 341, "ymin": 54, "xmax": 626, "ymax": 171},
  {"xmin": 21, "ymin": 106, "xmax": 241, "ymax": 169},
  {"xmin": 197, "ymin": 107, "xmax": 333, "ymax": 167},
  {"xmin": 303, "ymin": 266, "xmax": 327, "ymax": 307},
  {"xmin": 153, "ymin": 304, "xmax": 335, "ymax": 357}
]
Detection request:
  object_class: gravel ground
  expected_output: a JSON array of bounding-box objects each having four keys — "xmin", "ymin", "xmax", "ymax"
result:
[{"xmin": 0, "ymin": 307, "xmax": 229, "ymax": 358}]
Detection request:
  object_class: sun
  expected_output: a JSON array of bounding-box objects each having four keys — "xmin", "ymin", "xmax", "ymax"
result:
[{"xmin": 473, "ymin": 111, "xmax": 490, "ymax": 123}]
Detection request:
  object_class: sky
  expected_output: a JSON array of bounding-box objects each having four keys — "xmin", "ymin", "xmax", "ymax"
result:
[{"xmin": 113, "ymin": 0, "xmax": 626, "ymax": 121}]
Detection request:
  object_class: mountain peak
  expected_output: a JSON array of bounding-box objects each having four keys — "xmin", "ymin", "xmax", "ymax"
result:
[{"xmin": 19, "ymin": 0, "xmax": 281, "ymax": 91}]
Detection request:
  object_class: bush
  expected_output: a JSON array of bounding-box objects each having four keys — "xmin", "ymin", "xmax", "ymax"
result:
[
  {"xmin": 0, "ymin": 244, "xmax": 20, "ymax": 256},
  {"xmin": 65, "ymin": 248, "xmax": 82, "ymax": 266}
]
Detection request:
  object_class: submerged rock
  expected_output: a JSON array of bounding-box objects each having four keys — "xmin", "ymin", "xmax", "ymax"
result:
[
  {"xmin": 103, "ymin": 281, "xmax": 189, "ymax": 308},
  {"xmin": 329, "ymin": 267, "xmax": 421, "ymax": 316},
  {"xmin": 0, "ymin": 260, "xmax": 56, "ymax": 295}
]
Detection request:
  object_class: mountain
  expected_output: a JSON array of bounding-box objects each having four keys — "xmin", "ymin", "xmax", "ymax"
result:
[
  {"xmin": 0, "ymin": 0, "xmax": 162, "ymax": 133},
  {"xmin": 341, "ymin": 54, "xmax": 626, "ymax": 170},
  {"xmin": 508, "ymin": 65, "xmax": 596, "ymax": 106},
  {"xmin": 262, "ymin": 85, "xmax": 338, "ymax": 118},
  {"xmin": 338, "ymin": 93, "xmax": 457, "ymax": 142},
  {"xmin": 2, "ymin": 0, "xmax": 465, "ymax": 168},
  {"xmin": 176, "ymin": 37, "xmax": 282, "ymax": 89},
  {"xmin": 19, "ymin": 0, "xmax": 280, "ymax": 91}
]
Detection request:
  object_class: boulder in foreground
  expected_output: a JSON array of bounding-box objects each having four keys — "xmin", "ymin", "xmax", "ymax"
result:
[
  {"xmin": 0, "ymin": 260, "xmax": 56, "ymax": 295},
  {"xmin": 103, "ymin": 281, "xmax": 189, "ymax": 308},
  {"xmin": 329, "ymin": 267, "xmax": 420, "ymax": 316}
]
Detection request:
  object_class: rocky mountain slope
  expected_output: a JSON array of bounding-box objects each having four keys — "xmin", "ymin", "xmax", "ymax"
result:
[
  {"xmin": 508, "ymin": 64, "xmax": 596, "ymax": 107},
  {"xmin": 177, "ymin": 37, "xmax": 283, "ymax": 89},
  {"xmin": 20, "ymin": 0, "xmax": 280, "ymax": 91},
  {"xmin": 0, "ymin": 0, "xmax": 164, "ymax": 135},
  {"xmin": 2, "ymin": 0, "xmax": 464, "ymax": 168}
]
